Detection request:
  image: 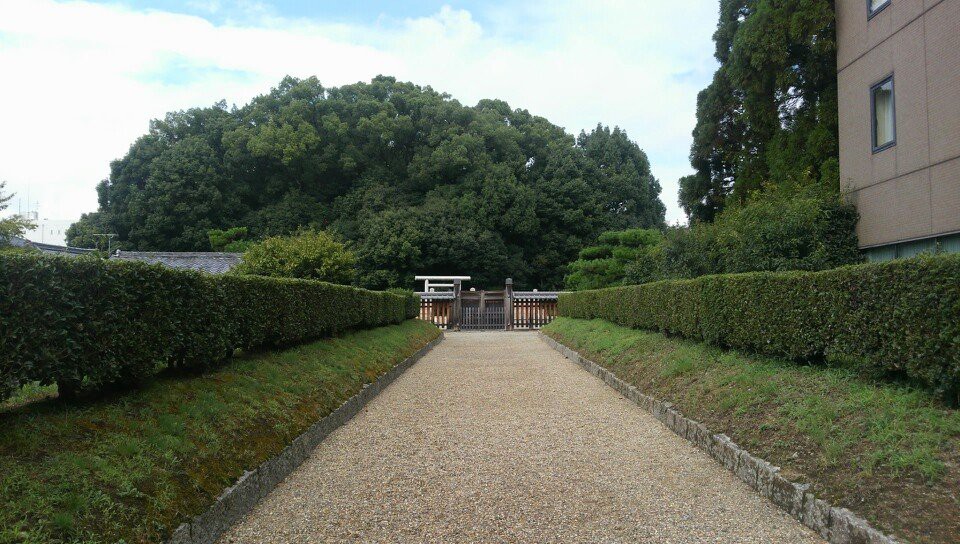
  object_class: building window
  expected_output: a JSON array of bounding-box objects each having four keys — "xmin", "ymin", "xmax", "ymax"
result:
[
  {"xmin": 864, "ymin": 232, "xmax": 960, "ymax": 262},
  {"xmin": 871, "ymin": 76, "xmax": 896, "ymax": 152},
  {"xmin": 868, "ymin": 0, "xmax": 891, "ymax": 18}
]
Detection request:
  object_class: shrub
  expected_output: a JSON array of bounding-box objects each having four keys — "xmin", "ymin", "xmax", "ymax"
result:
[
  {"xmin": 713, "ymin": 189, "xmax": 861, "ymax": 273},
  {"xmin": 219, "ymin": 275, "xmax": 415, "ymax": 351},
  {"xmin": 387, "ymin": 288, "xmax": 422, "ymax": 320},
  {"xmin": 233, "ymin": 230, "xmax": 356, "ymax": 283},
  {"xmin": 660, "ymin": 190, "xmax": 861, "ymax": 279},
  {"xmin": 559, "ymin": 254, "xmax": 960, "ymax": 400},
  {"xmin": 565, "ymin": 228, "xmax": 663, "ymax": 290},
  {"xmin": 659, "ymin": 224, "xmax": 721, "ymax": 279},
  {"xmin": 564, "ymin": 191, "xmax": 859, "ymax": 290},
  {"xmin": 0, "ymin": 254, "xmax": 419, "ymax": 400},
  {"xmin": 623, "ymin": 245, "xmax": 665, "ymax": 285}
]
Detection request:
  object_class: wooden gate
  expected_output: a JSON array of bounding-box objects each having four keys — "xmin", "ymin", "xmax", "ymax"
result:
[
  {"xmin": 460, "ymin": 290, "xmax": 506, "ymax": 330},
  {"xmin": 418, "ymin": 279, "xmax": 559, "ymax": 330}
]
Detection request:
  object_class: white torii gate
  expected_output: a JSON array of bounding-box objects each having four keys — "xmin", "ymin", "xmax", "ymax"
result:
[{"xmin": 415, "ymin": 275, "xmax": 471, "ymax": 293}]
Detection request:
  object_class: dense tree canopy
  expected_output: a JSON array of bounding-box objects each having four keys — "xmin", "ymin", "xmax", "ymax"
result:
[
  {"xmin": 70, "ymin": 76, "xmax": 665, "ymax": 289},
  {"xmin": 680, "ymin": 0, "xmax": 838, "ymax": 222}
]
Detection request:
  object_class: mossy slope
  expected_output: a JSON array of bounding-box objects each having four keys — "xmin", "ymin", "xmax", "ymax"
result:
[{"xmin": 0, "ymin": 320, "xmax": 440, "ymax": 544}]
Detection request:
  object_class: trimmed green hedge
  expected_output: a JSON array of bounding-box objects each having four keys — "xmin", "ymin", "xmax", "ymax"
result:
[
  {"xmin": 0, "ymin": 254, "xmax": 418, "ymax": 400},
  {"xmin": 559, "ymin": 254, "xmax": 960, "ymax": 397}
]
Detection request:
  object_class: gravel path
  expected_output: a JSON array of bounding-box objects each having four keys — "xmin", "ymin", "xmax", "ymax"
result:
[{"xmin": 219, "ymin": 332, "xmax": 823, "ymax": 543}]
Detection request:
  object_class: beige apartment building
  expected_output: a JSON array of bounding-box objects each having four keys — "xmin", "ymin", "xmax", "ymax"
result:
[{"xmin": 837, "ymin": 0, "xmax": 960, "ymax": 260}]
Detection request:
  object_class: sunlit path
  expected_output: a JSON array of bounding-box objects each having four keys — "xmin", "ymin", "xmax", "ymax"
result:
[{"xmin": 220, "ymin": 332, "xmax": 823, "ymax": 544}]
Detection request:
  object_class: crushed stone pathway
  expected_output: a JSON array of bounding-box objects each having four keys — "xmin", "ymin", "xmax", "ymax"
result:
[{"xmin": 220, "ymin": 331, "xmax": 823, "ymax": 543}]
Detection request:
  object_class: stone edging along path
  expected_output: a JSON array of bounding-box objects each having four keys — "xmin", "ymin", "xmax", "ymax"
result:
[
  {"xmin": 539, "ymin": 332, "xmax": 900, "ymax": 544},
  {"xmin": 166, "ymin": 334, "xmax": 444, "ymax": 544}
]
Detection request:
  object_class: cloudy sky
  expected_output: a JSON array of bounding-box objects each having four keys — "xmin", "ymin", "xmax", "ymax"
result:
[{"xmin": 0, "ymin": 0, "xmax": 718, "ymax": 225}]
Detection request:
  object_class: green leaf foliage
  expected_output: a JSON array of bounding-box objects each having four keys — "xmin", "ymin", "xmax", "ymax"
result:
[
  {"xmin": 558, "ymin": 254, "xmax": 960, "ymax": 400},
  {"xmin": 564, "ymin": 187, "xmax": 859, "ymax": 290},
  {"xmin": 232, "ymin": 230, "xmax": 356, "ymax": 283},
  {"xmin": 680, "ymin": 0, "xmax": 838, "ymax": 221},
  {"xmin": 543, "ymin": 317, "xmax": 960, "ymax": 542},
  {"xmin": 564, "ymin": 228, "xmax": 663, "ymax": 290},
  {"xmin": 0, "ymin": 254, "xmax": 419, "ymax": 401},
  {"xmin": 662, "ymin": 188, "xmax": 861, "ymax": 278},
  {"xmin": 68, "ymin": 77, "xmax": 666, "ymax": 289},
  {"xmin": 0, "ymin": 320, "xmax": 439, "ymax": 544},
  {"xmin": 63, "ymin": 211, "xmax": 117, "ymax": 251},
  {"xmin": 207, "ymin": 226, "xmax": 252, "ymax": 252},
  {"xmin": 0, "ymin": 181, "xmax": 34, "ymax": 246}
]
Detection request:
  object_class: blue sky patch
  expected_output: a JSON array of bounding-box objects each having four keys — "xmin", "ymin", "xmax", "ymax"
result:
[{"xmin": 136, "ymin": 54, "xmax": 258, "ymax": 87}]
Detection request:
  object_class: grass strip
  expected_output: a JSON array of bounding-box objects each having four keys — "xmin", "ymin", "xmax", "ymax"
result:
[
  {"xmin": 0, "ymin": 319, "xmax": 440, "ymax": 544},
  {"xmin": 542, "ymin": 317, "xmax": 960, "ymax": 544}
]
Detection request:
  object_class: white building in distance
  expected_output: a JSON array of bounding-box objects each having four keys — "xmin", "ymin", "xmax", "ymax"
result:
[{"xmin": 20, "ymin": 211, "xmax": 75, "ymax": 246}]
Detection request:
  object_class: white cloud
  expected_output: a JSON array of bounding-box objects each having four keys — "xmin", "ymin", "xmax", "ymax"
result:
[{"xmin": 0, "ymin": 0, "xmax": 716, "ymax": 225}]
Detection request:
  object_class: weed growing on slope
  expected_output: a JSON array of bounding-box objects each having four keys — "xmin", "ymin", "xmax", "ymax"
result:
[{"xmin": 543, "ymin": 317, "xmax": 960, "ymax": 544}]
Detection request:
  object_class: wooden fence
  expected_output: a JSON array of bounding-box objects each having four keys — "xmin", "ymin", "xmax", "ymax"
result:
[
  {"xmin": 418, "ymin": 281, "xmax": 559, "ymax": 330},
  {"xmin": 419, "ymin": 295, "xmax": 453, "ymax": 328},
  {"xmin": 512, "ymin": 292, "xmax": 558, "ymax": 329}
]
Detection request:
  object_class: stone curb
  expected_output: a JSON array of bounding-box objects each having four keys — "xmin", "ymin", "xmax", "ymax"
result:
[
  {"xmin": 167, "ymin": 333, "xmax": 445, "ymax": 544},
  {"xmin": 538, "ymin": 332, "xmax": 900, "ymax": 544}
]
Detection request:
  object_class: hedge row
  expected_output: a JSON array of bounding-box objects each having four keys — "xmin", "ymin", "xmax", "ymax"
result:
[
  {"xmin": 0, "ymin": 254, "xmax": 419, "ymax": 400},
  {"xmin": 559, "ymin": 254, "xmax": 960, "ymax": 397}
]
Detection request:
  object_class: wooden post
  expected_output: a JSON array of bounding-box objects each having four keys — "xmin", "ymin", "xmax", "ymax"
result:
[
  {"xmin": 452, "ymin": 279, "xmax": 462, "ymax": 331},
  {"xmin": 504, "ymin": 278, "xmax": 513, "ymax": 330}
]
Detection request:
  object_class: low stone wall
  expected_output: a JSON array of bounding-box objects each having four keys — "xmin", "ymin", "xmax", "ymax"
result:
[
  {"xmin": 539, "ymin": 333, "xmax": 899, "ymax": 544},
  {"xmin": 167, "ymin": 334, "xmax": 444, "ymax": 544}
]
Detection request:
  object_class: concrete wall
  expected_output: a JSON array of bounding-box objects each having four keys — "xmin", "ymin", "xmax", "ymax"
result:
[{"xmin": 837, "ymin": 0, "xmax": 960, "ymax": 248}]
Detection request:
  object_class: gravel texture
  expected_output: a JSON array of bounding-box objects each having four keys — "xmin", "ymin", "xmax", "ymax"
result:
[{"xmin": 219, "ymin": 331, "xmax": 824, "ymax": 543}]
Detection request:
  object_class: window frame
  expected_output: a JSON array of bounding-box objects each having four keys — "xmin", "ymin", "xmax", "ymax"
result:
[
  {"xmin": 868, "ymin": 0, "xmax": 891, "ymax": 19},
  {"xmin": 870, "ymin": 74, "xmax": 897, "ymax": 154}
]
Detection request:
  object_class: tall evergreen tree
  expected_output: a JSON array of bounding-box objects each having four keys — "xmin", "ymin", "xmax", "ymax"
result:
[{"xmin": 680, "ymin": 0, "xmax": 838, "ymax": 222}]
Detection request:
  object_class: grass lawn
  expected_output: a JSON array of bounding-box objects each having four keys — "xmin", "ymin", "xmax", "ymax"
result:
[
  {"xmin": 0, "ymin": 319, "xmax": 440, "ymax": 544},
  {"xmin": 543, "ymin": 317, "xmax": 960, "ymax": 544}
]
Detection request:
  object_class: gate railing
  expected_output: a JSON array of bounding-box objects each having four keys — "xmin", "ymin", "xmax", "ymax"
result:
[{"xmin": 417, "ymin": 278, "xmax": 560, "ymax": 330}]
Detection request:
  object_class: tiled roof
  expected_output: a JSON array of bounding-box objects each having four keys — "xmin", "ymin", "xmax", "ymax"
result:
[
  {"xmin": 32, "ymin": 242, "xmax": 96, "ymax": 256},
  {"xmin": 112, "ymin": 251, "xmax": 243, "ymax": 275},
  {"xmin": 7, "ymin": 236, "xmax": 31, "ymax": 248},
  {"xmin": 512, "ymin": 291, "xmax": 561, "ymax": 300},
  {"xmin": 7, "ymin": 236, "xmax": 95, "ymax": 257}
]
